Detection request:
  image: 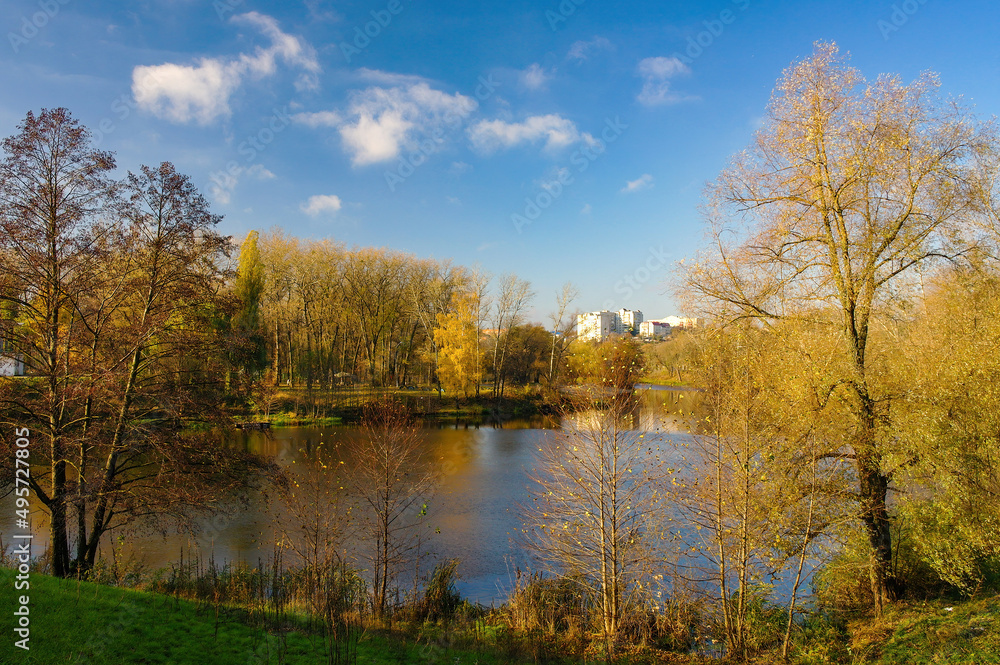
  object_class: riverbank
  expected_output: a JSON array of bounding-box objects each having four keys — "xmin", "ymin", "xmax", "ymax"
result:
[
  {"xmin": 2, "ymin": 566, "xmax": 997, "ymax": 663},
  {"xmin": 237, "ymin": 386, "xmax": 563, "ymax": 427},
  {"xmin": 0, "ymin": 567, "xmax": 707, "ymax": 664},
  {"xmin": 0, "ymin": 567, "xmax": 498, "ymax": 664},
  {"xmin": 236, "ymin": 382, "xmax": 696, "ymax": 428}
]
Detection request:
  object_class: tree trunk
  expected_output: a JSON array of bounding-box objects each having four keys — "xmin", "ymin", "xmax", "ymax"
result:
[
  {"xmin": 49, "ymin": 436, "xmax": 70, "ymax": 577},
  {"xmin": 858, "ymin": 447, "xmax": 894, "ymax": 612}
]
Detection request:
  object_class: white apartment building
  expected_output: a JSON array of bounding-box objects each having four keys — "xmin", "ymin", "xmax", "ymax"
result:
[
  {"xmin": 578, "ymin": 309, "xmax": 646, "ymax": 341},
  {"xmin": 617, "ymin": 309, "xmax": 643, "ymax": 334},
  {"xmin": 577, "ymin": 311, "xmax": 618, "ymax": 342},
  {"xmin": 639, "ymin": 320, "xmax": 671, "ymax": 339},
  {"xmin": 661, "ymin": 316, "xmax": 704, "ymax": 329}
]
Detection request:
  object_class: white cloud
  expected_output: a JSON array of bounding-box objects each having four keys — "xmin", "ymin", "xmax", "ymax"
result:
[
  {"xmin": 292, "ymin": 110, "xmax": 342, "ymax": 127},
  {"xmin": 334, "ymin": 80, "xmax": 477, "ymax": 166},
  {"xmin": 300, "ymin": 194, "xmax": 343, "ymax": 216},
  {"xmin": 234, "ymin": 12, "xmax": 320, "ymax": 90},
  {"xmin": 519, "ymin": 63, "xmax": 552, "ymax": 90},
  {"xmin": 133, "ymin": 59, "xmax": 243, "ymax": 125},
  {"xmin": 581, "ymin": 203, "xmax": 592, "ymax": 215},
  {"xmin": 355, "ymin": 68, "xmax": 427, "ymax": 86},
  {"xmin": 450, "ymin": 161, "xmax": 472, "ymax": 175},
  {"xmin": 468, "ymin": 114, "xmax": 592, "ymax": 153},
  {"xmin": 206, "ymin": 162, "xmax": 275, "ymax": 206},
  {"xmin": 132, "ymin": 12, "xmax": 319, "ymax": 125},
  {"xmin": 246, "ymin": 164, "xmax": 275, "ymax": 180},
  {"xmin": 305, "ymin": 0, "xmax": 341, "ymax": 23},
  {"xmin": 210, "ymin": 179, "xmax": 236, "ymax": 205},
  {"xmin": 567, "ymin": 36, "xmax": 614, "ymax": 62},
  {"xmin": 622, "ymin": 174, "xmax": 654, "ymax": 193},
  {"xmin": 636, "ymin": 56, "xmax": 694, "ymax": 106},
  {"xmin": 535, "ymin": 167, "xmax": 572, "ymax": 190}
]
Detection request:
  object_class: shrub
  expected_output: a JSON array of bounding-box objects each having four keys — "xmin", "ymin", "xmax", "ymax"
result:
[
  {"xmin": 411, "ymin": 559, "xmax": 463, "ymax": 623},
  {"xmin": 502, "ymin": 572, "xmax": 591, "ymax": 636},
  {"xmin": 814, "ymin": 523, "xmax": 954, "ymax": 612}
]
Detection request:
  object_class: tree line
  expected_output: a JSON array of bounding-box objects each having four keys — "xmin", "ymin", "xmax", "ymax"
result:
[{"xmin": 236, "ymin": 230, "xmax": 579, "ymax": 399}]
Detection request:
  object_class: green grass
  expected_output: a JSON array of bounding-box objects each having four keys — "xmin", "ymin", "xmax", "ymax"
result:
[
  {"xmin": 0, "ymin": 569, "xmax": 528, "ymax": 664},
  {"xmin": 854, "ymin": 595, "xmax": 1000, "ymax": 664},
  {"xmin": 264, "ymin": 414, "xmax": 343, "ymax": 427},
  {"xmin": 11, "ymin": 566, "xmax": 997, "ymax": 664}
]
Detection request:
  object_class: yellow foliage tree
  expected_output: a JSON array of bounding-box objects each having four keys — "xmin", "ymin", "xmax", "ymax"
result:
[{"xmin": 433, "ymin": 291, "xmax": 482, "ymax": 397}]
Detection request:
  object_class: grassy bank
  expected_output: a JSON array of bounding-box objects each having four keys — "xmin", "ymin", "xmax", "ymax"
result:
[
  {"xmin": 844, "ymin": 595, "xmax": 1000, "ymax": 664},
  {"xmin": 241, "ymin": 385, "xmax": 555, "ymax": 426},
  {"xmin": 3, "ymin": 566, "xmax": 999, "ymax": 663},
  {"xmin": 239, "ymin": 378, "xmax": 703, "ymax": 428},
  {"xmin": 0, "ymin": 567, "xmax": 545, "ymax": 664}
]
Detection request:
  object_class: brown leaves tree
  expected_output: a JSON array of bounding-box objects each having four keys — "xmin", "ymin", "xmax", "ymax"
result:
[{"xmin": 0, "ymin": 109, "xmax": 273, "ymax": 577}]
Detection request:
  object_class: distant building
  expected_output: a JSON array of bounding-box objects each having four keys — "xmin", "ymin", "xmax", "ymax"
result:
[
  {"xmin": 578, "ymin": 309, "xmax": 647, "ymax": 341},
  {"xmin": 577, "ymin": 311, "xmax": 619, "ymax": 342},
  {"xmin": 0, "ymin": 358, "xmax": 23, "ymax": 377},
  {"xmin": 661, "ymin": 316, "xmax": 703, "ymax": 329},
  {"xmin": 0, "ymin": 341, "xmax": 24, "ymax": 377},
  {"xmin": 639, "ymin": 320, "xmax": 671, "ymax": 339},
  {"xmin": 617, "ymin": 309, "xmax": 643, "ymax": 335},
  {"xmin": 1, "ymin": 314, "xmax": 25, "ymax": 377}
]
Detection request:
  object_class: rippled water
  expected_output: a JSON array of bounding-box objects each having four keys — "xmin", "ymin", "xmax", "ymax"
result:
[
  {"xmin": 4, "ymin": 391, "xmax": 770, "ymax": 606},
  {"xmin": 2, "ymin": 419, "xmax": 619, "ymax": 603}
]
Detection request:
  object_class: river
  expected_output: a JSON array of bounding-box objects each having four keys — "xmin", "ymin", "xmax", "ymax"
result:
[{"xmin": 3, "ymin": 390, "xmax": 821, "ymax": 607}]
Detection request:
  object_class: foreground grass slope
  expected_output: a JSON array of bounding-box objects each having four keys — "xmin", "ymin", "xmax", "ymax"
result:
[
  {"xmin": 3, "ymin": 567, "xmax": 1000, "ymax": 664},
  {"xmin": 0, "ymin": 568, "xmax": 498, "ymax": 665},
  {"xmin": 848, "ymin": 595, "xmax": 1000, "ymax": 665}
]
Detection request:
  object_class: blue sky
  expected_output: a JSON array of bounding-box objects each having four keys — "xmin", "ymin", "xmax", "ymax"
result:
[{"xmin": 2, "ymin": 0, "xmax": 998, "ymax": 320}]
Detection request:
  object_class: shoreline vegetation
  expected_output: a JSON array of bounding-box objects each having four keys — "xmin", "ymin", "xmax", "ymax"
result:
[
  {"xmin": 228, "ymin": 381, "xmax": 690, "ymax": 429},
  {"xmin": 234, "ymin": 386, "xmax": 556, "ymax": 428},
  {"xmin": 2, "ymin": 563, "xmax": 998, "ymax": 664}
]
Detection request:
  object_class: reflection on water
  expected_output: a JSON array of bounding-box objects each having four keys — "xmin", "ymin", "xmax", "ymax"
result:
[
  {"xmin": 0, "ymin": 392, "xmax": 718, "ymax": 605},
  {"xmin": 238, "ymin": 422, "xmax": 574, "ymax": 603},
  {"xmin": 0, "ymin": 418, "xmax": 574, "ymax": 604}
]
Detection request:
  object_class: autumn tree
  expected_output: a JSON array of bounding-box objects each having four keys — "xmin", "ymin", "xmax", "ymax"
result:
[
  {"xmin": 0, "ymin": 110, "xmax": 272, "ymax": 576},
  {"xmin": 258, "ymin": 229, "xmax": 299, "ymax": 386},
  {"xmin": 488, "ymin": 274, "xmax": 534, "ymax": 398},
  {"xmin": 523, "ymin": 337, "xmax": 663, "ymax": 653},
  {"xmin": 683, "ymin": 43, "xmax": 997, "ymax": 610},
  {"xmin": 434, "ymin": 290, "xmax": 482, "ymax": 397},
  {"xmin": 351, "ymin": 399, "xmax": 435, "ymax": 618},
  {"xmin": 72, "ymin": 161, "xmax": 258, "ymax": 571},
  {"xmin": 546, "ymin": 282, "xmax": 579, "ymax": 385},
  {"xmin": 0, "ymin": 108, "xmax": 116, "ymax": 576},
  {"xmin": 895, "ymin": 261, "xmax": 1000, "ymax": 592},
  {"xmin": 279, "ymin": 440, "xmax": 357, "ymax": 618},
  {"xmin": 679, "ymin": 324, "xmax": 848, "ymax": 660},
  {"xmin": 342, "ymin": 248, "xmax": 409, "ymax": 388},
  {"xmin": 501, "ymin": 324, "xmax": 550, "ymax": 386},
  {"xmin": 468, "ymin": 268, "xmax": 491, "ymax": 397},
  {"xmin": 228, "ymin": 230, "xmax": 268, "ymax": 388}
]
